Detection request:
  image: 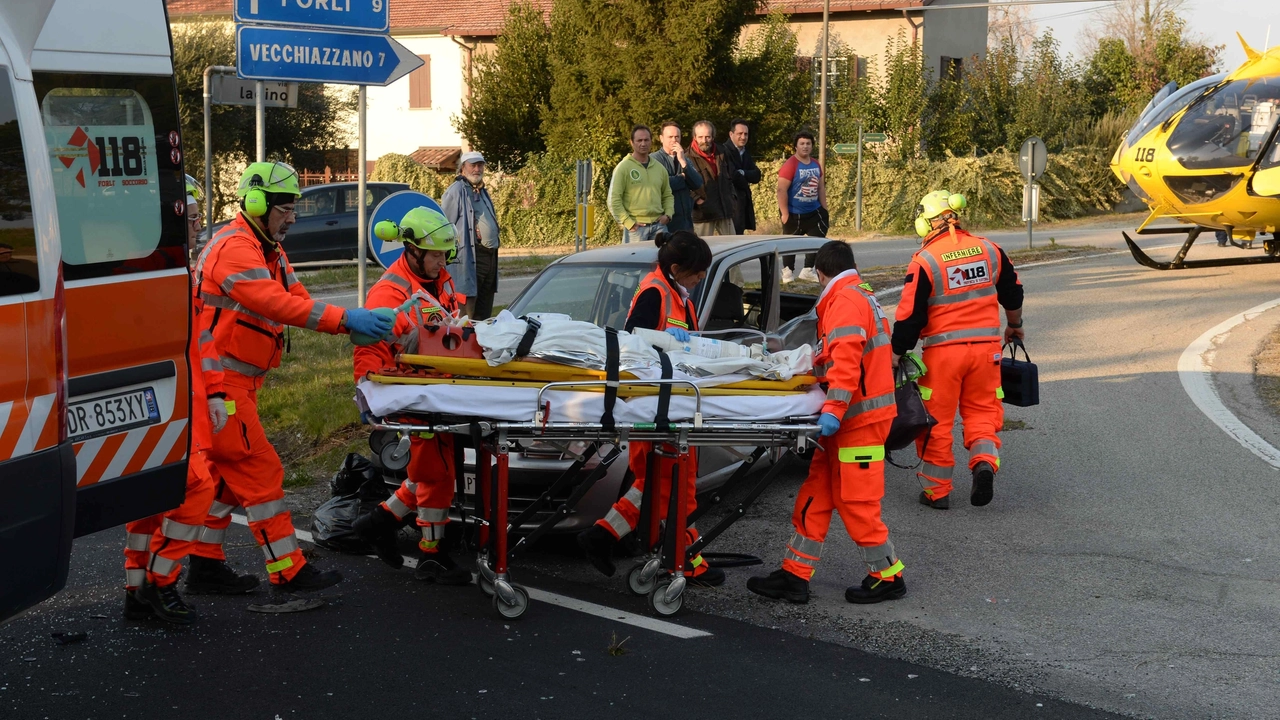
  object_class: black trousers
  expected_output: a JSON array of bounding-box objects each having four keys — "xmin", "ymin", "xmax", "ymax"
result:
[
  {"xmin": 783, "ymin": 207, "xmax": 829, "ymax": 270},
  {"xmin": 466, "ymin": 244, "xmax": 499, "ymax": 321}
]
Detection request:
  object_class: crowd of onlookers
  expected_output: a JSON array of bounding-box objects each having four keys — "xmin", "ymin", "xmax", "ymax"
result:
[{"xmin": 607, "ymin": 120, "xmax": 830, "ymax": 283}]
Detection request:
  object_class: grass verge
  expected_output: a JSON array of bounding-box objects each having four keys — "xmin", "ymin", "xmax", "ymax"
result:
[{"xmin": 1253, "ymin": 324, "xmax": 1280, "ymax": 422}]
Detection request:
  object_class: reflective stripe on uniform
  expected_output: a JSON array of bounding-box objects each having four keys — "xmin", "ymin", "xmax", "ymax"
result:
[
  {"xmin": 419, "ymin": 523, "xmax": 444, "ymax": 542},
  {"xmin": 996, "ymin": 386, "xmax": 1005, "ymax": 399},
  {"xmin": 382, "ymin": 272, "xmax": 412, "ymax": 292},
  {"xmin": 857, "ymin": 539, "xmax": 897, "ymax": 570},
  {"xmin": 417, "ymin": 507, "xmax": 448, "ymax": 523},
  {"xmin": 919, "ymin": 252, "xmax": 945, "ymax": 296},
  {"xmin": 618, "ymin": 485, "xmax": 643, "ymax": 509},
  {"xmin": 927, "ymin": 285, "xmax": 996, "ymax": 306},
  {"xmin": 842, "ymin": 391, "xmax": 895, "ymax": 420},
  {"xmin": 783, "ymin": 548, "xmax": 816, "ymax": 567},
  {"xmin": 161, "ymin": 518, "xmax": 203, "ymax": 542},
  {"xmin": 209, "ymin": 501, "xmax": 236, "ymax": 519},
  {"xmin": 199, "ymin": 330, "xmax": 216, "ymax": 347},
  {"xmin": 305, "ymin": 302, "xmax": 329, "ymax": 331},
  {"xmin": 220, "ymin": 267, "xmax": 271, "ymax": 294},
  {"xmin": 838, "ymin": 444, "xmax": 885, "ymax": 463},
  {"xmin": 125, "ymin": 568, "xmax": 146, "ymax": 588},
  {"xmin": 125, "ymin": 532, "xmax": 151, "ymax": 552},
  {"xmin": 285, "ymin": 271, "xmax": 299, "ymax": 286},
  {"xmin": 922, "ymin": 327, "xmax": 1002, "ymax": 347},
  {"xmin": 602, "ymin": 508, "xmax": 632, "ymax": 538},
  {"xmin": 199, "ymin": 526, "xmax": 227, "ymax": 545},
  {"xmin": 920, "ymin": 462, "xmax": 953, "ymax": 479},
  {"xmin": 918, "ymin": 385, "xmax": 933, "ymax": 401},
  {"xmin": 877, "ymin": 559, "xmax": 905, "ymax": 578},
  {"xmin": 383, "ymin": 494, "xmax": 412, "ymax": 520},
  {"xmin": 827, "ymin": 388, "xmax": 853, "ymax": 403},
  {"xmin": 201, "ymin": 357, "xmax": 222, "ymax": 372},
  {"xmin": 200, "ymin": 292, "xmax": 277, "ymax": 326},
  {"xmin": 403, "ymin": 480, "xmax": 418, "ymax": 494},
  {"xmin": 261, "ymin": 533, "xmax": 300, "ymax": 560},
  {"xmin": 979, "ymin": 240, "xmax": 1001, "ymax": 284},
  {"xmin": 786, "ymin": 532, "xmax": 823, "ymax": 559},
  {"xmin": 814, "ymin": 361, "xmax": 832, "ymax": 377},
  {"xmin": 245, "ymin": 498, "xmax": 287, "ymax": 522},
  {"xmin": 826, "ymin": 325, "xmax": 867, "ymax": 342},
  {"xmin": 865, "ymin": 332, "xmax": 890, "ymax": 351},
  {"xmin": 219, "ymin": 355, "xmax": 270, "ymax": 378},
  {"xmin": 265, "ymin": 557, "xmax": 294, "ymax": 573},
  {"xmin": 666, "ymin": 317, "xmax": 689, "ymax": 329},
  {"xmin": 971, "ymin": 439, "xmax": 1000, "ymax": 465},
  {"xmin": 150, "ymin": 555, "xmax": 180, "ymax": 577}
]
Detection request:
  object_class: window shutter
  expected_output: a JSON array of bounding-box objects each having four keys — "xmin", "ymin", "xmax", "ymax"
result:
[{"xmin": 409, "ymin": 55, "xmax": 431, "ymax": 108}]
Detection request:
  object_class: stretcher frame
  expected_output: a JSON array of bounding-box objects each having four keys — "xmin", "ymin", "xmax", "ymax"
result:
[{"xmin": 368, "ymin": 378, "xmax": 820, "ymax": 619}]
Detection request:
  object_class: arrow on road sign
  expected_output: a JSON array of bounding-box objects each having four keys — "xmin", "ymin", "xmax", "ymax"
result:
[
  {"xmin": 833, "ymin": 143, "xmax": 858, "ymax": 154},
  {"xmin": 236, "ymin": 26, "xmax": 423, "ymax": 86},
  {"xmin": 235, "ymin": 0, "xmax": 388, "ymax": 33},
  {"xmin": 863, "ymin": 132, "xmax": 887, "ymax": 143}
]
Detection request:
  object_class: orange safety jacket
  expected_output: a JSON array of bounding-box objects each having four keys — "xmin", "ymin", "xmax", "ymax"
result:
[
  {"xmin": 628, "ymin": 268, "xmax": 698, "ymax": 333},
  {"xmin": 195, "ymin": 214, "xmax": 346, "ymax": 388},
  {"xmin": 897, "ymin": 226, "xmax": 1009, "ymax": 348},
  {"xmin": 814, "ymin": 270, "xmax": 896, "ymax": 427},
  {"xmin": 190, "ymin": 283, "xmax": 224, "ymax": 452},
  {"xmin": 353, "ymin": 255, "xmax": 461, "ymax": 381}
]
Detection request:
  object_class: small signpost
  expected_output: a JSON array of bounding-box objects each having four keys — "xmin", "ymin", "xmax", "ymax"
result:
[
  {"xmin": 575, "ymin": 159, "xmax": 594, "ymax": 252},
  {"xmin": 841, "ymin": 127, "xmax": 886, "ymax": 231},
  {"xmin": 235, "ymin": 0, "xmax": 422, "ymax": 306},
  {"xmin": 211, "ymin": 76, "xmax": 298, "ymax": 108},
  {"xmin": 1019, "ymin": 136, "xmax": 1047, "ymax": 249}
]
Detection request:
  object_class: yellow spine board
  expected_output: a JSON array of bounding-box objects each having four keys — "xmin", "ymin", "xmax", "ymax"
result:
[
  {"xmin": 395, "ymin": 354, "xmax": 817, "ymax": 391},
  {"xmin": 368, "ymin": 374, "xmax": 809, "ymax": 397}
]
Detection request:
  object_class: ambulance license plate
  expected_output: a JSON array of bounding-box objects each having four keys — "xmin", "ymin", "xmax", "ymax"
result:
[{"xmin": 68, "ymin": 388, "xmax": 161, "ymax": 442}]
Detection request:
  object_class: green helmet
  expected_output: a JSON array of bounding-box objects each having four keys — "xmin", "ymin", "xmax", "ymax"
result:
[
  {"xmin": 184, "ymin": 174, "xmax": 203, "ymax": 203},
  {"xmin": 914, "ymin": 190, "xmax": 967, "ymax": 237},
  {"xmin": 375, "ymin": 207, "xmax": 457, "ymax": 258},
  {"xmin": 237, "ymin": 161, "xmax": 300, "ymax": 217}
]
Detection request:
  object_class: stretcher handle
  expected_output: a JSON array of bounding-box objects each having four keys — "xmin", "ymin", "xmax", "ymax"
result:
[{"xmin": 534, "ymin": 379, "xmax": 704, "ymax": 425}]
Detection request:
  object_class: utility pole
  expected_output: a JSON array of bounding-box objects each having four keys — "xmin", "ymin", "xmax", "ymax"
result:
[
  {"xmin": 817, "ymin": 0, "xmax": 830, "ymax": 169},
  {"xmin": 255, "ymin": 80, "xmax": 265, "ymax": 162}
]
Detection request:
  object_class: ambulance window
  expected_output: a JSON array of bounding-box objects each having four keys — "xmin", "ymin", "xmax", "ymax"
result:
[
  {"xmin": 33, "ymin": 73, "xmax": 186, "ymax": 280},
  {"xmin": 0, "ymin": 71, "xmax": 39, "ymax": 297}
]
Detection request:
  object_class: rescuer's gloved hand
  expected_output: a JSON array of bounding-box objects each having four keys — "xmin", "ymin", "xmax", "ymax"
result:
[
  {"xmin": 817, "ymin": 412, "xmax": 840, "ymax": 437},
  {"xmin": 208, "ymin": 396, "xmax": 228, "ymax": 433},
  {"xmin": 345, "ymin": 308, "xmax": 395, "ymax": 341},
  {"xmin": 665, "ymin": 326, "xmax": 691, "ymax": 342}
]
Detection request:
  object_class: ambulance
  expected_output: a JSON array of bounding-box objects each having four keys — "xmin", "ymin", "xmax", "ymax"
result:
[{"xmin": 0, "ymin": 0, "xmax": 191, "ymax": 622}]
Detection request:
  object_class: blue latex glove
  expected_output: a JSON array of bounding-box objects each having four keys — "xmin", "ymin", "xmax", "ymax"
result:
[
  {"xmin": 345, "ymin": 307, "xmax": 395, "ymax": 340},
  {"xmin": 817, "ymin": 412, "xmax": 841, "ymax": 437},
  {"xmin": 665, "ymin": 326, "xmax": 691, "ymax": 342}
]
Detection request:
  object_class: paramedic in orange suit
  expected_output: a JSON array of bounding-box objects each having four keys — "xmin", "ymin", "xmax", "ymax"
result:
[
  {"xmin": 350, "ymin": 207, "xmax": 473, "ymax": 586},
  {"xmin": 747, "ymin": 240, "xmax": 905, "ymax": 605},
  {"xmin": 892, "ymin": 191, "xmax": 1024, "ymax": 510},
  {"xmin": 185, "ymin": 161, "xmax": 394, "ymax": 594},
  {"xmin": 575, "ymin": 230, "xmax": 726, "ymax": 587}
]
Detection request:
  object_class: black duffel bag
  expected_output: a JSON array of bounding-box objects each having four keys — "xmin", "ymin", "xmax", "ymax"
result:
[
  {"xmin": 886, "ymin": 363, "xmax": 937, "ymax": 451},
  {"xmin": 1000, "ymin": 339, "xmax": 1039, "ymax": 407}
]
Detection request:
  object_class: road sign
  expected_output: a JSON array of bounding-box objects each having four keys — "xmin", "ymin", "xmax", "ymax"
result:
[
  {"xmin": 211, "ymin": 75, "xmax": 298, "ymax": 107},
  {"xmin": 863, "ymin": 132, "xmax": 887, "ymax": 143},
  {"xmin": 833, "ymin": 143, "xmax": 858, "ymax": 154},
  {"xmin": 236, "ymin": 25, "xmax": 423, "ymax": 86},
  {"xmin": 234, "ymin": 0, "xmax": 389, "ymax": 33},
  {"xmin": 576, "ymin": 203, "xmax": 596, "ymax": 238},
  {"xmin": 1019, "ymin": 136, "xmax": 1048, "ymax": 180},
  {"xmin": 368, "ymin": 191, "xmax": 446, "ymax": 269},
  {"xmin": 1022, "ymin": 183, "xmax": 1040, "ymax": 223}
]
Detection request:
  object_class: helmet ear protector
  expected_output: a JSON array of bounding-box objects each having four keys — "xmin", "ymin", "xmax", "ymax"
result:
[
  {"xmin": 243, "ymin": 174, "xmax": 268, "ymax": 217},
  {"xmin": 914, "ymin": 193, "xmax": 968, "ymax": 237},
  {"xmin": 914, "ymin": 215, "xmax": 934, "ymax": 237},
  {"xmin": 375, "ymin": 220, "xmax": 458, "ymax": 263}
]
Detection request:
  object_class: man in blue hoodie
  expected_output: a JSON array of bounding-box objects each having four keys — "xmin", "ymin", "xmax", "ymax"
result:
[{"xmin": 653, "ymin": 122, "xmax": 703, "ymax": 232}]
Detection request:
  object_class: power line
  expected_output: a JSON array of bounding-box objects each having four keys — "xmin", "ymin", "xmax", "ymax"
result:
[{"xmin": 923, "ymin": 0, "xmax": 1115, "ymax": 10}]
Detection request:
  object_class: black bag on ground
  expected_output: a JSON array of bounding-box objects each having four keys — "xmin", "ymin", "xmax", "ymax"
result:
[
  {"xmin": 1000, "ymin": 339, "xmax": 1039, "ymax": 407},
  {"xmin": 886, "ymin": 365, "xmax": 937, "ymax": 451},
  {"xmin": 313, "ymin": 453, "xmax": 392, "ymax": 554}
]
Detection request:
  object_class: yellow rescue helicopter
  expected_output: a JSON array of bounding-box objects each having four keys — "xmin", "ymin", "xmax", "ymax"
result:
[{"xmin": 1112, "ymin": 34, "xmax": 1280, "ymax": 269}]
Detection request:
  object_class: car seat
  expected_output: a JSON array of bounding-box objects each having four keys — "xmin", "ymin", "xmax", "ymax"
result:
[{"xmin": 704, "ymin": 281, "xmax": 745, "ymax": 331}]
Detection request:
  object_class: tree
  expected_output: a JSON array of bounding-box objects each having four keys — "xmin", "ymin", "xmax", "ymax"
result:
[
  {"xmin": 731, "ymin": 12, "xmax": 811, "ymax": 158},
  {"xmin": 1005, "ymin": 32, "xmax": 1088, "ymax": 151},
  {"xmin": 1080, "ymin": 0, "xmax": 1188, "ymax": 56},
  {"xmin": 453, "ymin": 3, "xmax": 552, "ymax": 171},
  {"xmin": 987, "ymin": 1, "xmax": 1037, "ymax": 56},
  {"xmin": 171, "ymin": 21, "xmax": 357, "ymax": 219},
  {"xmin": 1080, "ymin": 12, "xmax": 1220, "ymax": 117}
]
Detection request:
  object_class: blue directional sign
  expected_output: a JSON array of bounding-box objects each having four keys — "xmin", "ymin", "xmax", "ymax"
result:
[
  {"xmin": 236, "ymin": 25, "xmax": 423, "ymax": 86},
  {"xmin": 235, "ymin": 0, "xmax": 388, "ymax": 33},
  {"xmin": 368, "ymin": 192, "xmax": 446, "ymax": 269}
]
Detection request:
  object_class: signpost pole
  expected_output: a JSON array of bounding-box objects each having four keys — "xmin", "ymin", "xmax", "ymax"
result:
[
  {"xmin": 855, "ymin": 121, "xmax": 863, "ymax": 232},
  {"xmin": 356, "ymin": 85, "xmax": 368, "ymax": 307},
  {"xmin": 254, "ymin": 81, "xmax": 265, "ymax": 162},
  {"xmin": 204, "ymin": 65, "xmax": 235, "ymax": 245},
  {"xmin": 817, "ymin": 0, "xmax": 830, "ymax": 170}
]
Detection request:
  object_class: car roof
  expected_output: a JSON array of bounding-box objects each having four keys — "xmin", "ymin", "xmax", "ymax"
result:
[
  {"xmin": 302, "ymin": 181, "xmax": 410, "ymax": 192},
  {"xmin": 555, "ymin": 235, "xmax": 830, "ymax": 265}
]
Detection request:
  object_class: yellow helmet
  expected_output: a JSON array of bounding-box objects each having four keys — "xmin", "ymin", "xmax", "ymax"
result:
[
  {"xmin": 184, "ymin": 174, "xmax": 203, "ymax": 203},
  {"xmin": 375, "ymin": 207, "xmax": 457, "ymax": 261},
  {"xmin": 237, "ymin": 161, "xmax": 301, "ymax": 217},
  {"xmin": 914, "ymin": 190, "xmax": 967, "ymax": 237}
]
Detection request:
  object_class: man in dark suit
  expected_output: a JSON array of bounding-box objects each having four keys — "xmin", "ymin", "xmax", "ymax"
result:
[{"xmin": 722, "ymin": 118, "xmax": 762, "ymax": 234}]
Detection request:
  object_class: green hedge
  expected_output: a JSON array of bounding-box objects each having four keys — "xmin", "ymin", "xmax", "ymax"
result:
[{"xmin": 372, "ymin": 148, "xmax": 1125, "ymax": 247}]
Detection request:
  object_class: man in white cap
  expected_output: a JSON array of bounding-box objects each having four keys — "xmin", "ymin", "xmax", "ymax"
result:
[{"xmin": 441, "ymin": 150, "xmax": 500, "ymax": 320}]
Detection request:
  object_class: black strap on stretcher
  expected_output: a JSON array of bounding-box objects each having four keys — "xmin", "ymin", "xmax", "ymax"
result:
[
  {"xmin": 654, "ymin": 350, "xmax": 674, "ymax": 433},
  {"xmin": 515, "ymin": 315, "xmax": 542, "ymax": 358},
  {"xmin": 600, "ymin": 327, "xmax": 620, "ymax": 431}
]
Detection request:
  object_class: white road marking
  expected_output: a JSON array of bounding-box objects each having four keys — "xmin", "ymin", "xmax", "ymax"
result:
[
  {"xmin": 229, "ymin": 513, "xmax": 713, "ymax": 638},
  {"xmin": 1178, "ymin": 297, "xmax": 1280, "ymax": 470}
]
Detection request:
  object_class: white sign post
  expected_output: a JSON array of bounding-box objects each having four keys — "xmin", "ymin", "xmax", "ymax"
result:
[{"xmin": 1019, "ymin": 137, "xmax": 1048, "ymax": 250}]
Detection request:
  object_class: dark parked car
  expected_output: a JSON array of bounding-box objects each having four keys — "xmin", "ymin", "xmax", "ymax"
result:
[
  {"xmin": 457, "ymin": 235, "xmax": 827, "ymax": 532},
  {"xmin": 210, "ymin": 181, "xmax": 410, "ymax": 264}
]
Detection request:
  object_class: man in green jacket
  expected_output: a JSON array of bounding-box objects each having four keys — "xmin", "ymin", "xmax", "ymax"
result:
[{"xmin": 608, "ymin": 125, "xmax": 674, "ymax": 244}]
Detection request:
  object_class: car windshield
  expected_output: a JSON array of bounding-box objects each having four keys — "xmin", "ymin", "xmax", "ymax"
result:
[
  {"xmin": 1167, "ymin": 75, "xmax": 1280, "ymax": 170},
  {"xmin": 508, "ymin": 262, "xmax": 651, "ymax": 329},
  {"xmin": 1125, "ymin": 73, "xmax": 1226, "ymax": 148}
]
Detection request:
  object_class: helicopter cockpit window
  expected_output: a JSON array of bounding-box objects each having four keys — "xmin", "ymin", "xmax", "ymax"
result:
[
  {"xmin": 1166, "ymin": 77, "xmax": 1280, "ymax": 170},
  {"xmin": 1126, "ymin": 73, "xmax": 1225, "ymax": 148}
]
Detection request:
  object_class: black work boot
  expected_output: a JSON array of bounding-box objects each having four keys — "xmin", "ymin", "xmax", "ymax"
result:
[
  {"xmin": 971, "ymin": 461, "xmax": 995, "ymax": 507},
  {"xmin": 413, "ymin": 552, "xmax": 472, "ymax": 585},
  {"xmin": 845, "ymin": 574, "xmax": 907, "ymax": 604},
  {"xmin": 123, "ymin": 589, "xmax": 155, "ymax": 621},
  {"xmin": 275, "ymin": 562, "xmax": 343, "ymax": 593},
  {"xmin": 746, "ymin": 569, "xmax": 810, "ymax": 604},
  {"xmin": 576, "ymin": 524, "xmax": 618, "ymax": 577},
  {"xmin": 918, "ymin": 491, "xmax": 950, "ymax": 510},
  {"xmin": 354, "ymin": 506, "xmax": 405, "ymax": 569},
  {"xmin": 686, "ymin": 558, "xmax": 726, "ymax": 588},
  {"xmin": 184, "ymin": 556, "xmax": 261, "ymax": 595},
  {"xmin": 136, "ymin": 581, "xmax": 199, "ymax": 625}
]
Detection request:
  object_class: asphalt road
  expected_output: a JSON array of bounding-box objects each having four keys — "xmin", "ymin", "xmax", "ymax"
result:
[{"xmin": 6, "ymin": 220, "xmax": 1278, "ymax": 719}]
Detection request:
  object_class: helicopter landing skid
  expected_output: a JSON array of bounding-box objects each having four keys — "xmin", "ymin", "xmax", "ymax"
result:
[{"xmin": 1123, "ymin": 227, "xmax": 1280, "ymax": 270}]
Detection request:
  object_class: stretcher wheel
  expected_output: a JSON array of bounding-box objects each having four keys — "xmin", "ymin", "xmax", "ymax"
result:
[
  {"xmin": 493, "ymin": 585, "xmax": 529, "ymax": 619},
  {"xmin": 627, "ymin": 562, "xmax": 657, "ymax": 596},
  {"xmin": 648, "ymin": 579, "xmax": 683, "ymax": 617},
  {"xmin": 478, "ymin": 574, "xmax": 495, "ymax": 597},
  {"xmin": 379, "ymin": 436, "xmax": 411, "ymax": 472}
]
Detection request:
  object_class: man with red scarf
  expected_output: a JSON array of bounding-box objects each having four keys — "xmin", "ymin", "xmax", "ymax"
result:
[{"xmin": 687, "ymin": 120, "xmax": 737, "ymax": 236}]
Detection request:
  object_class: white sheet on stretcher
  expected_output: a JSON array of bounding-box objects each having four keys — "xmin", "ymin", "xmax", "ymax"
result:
[{"xmin": 357, "ymin": 380, "xmax": 825, "ymax": 424}]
